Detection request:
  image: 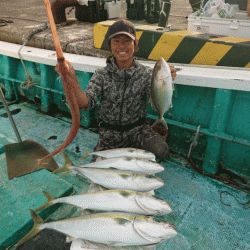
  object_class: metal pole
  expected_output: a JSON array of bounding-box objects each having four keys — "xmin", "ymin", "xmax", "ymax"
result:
[{"xmin": 0, "ymin": 87, "xmax": 22, "ymax": 142}]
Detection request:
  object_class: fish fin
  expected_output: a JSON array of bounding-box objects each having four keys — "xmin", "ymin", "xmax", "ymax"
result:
[
  {"xmin": 78, "ymin": 149, "xmax": 91, "ymax": 161},
  {"xmin": 149, "ymin": 96, "xmax": 158, "ymax": 113},
  {"xmin": 34, "ymin": 191, "xmax": 56, "ymax": 212},
  {"xmin": 152, "ymin": 117, "xmax": 168, "ymax": 130},
  {"xmin": 62, "ymin": 151, "xmax": 74, "ymax": 165},
  {"xmin": 52, "ymin": 152, "xmax": 73, "ymax": 174},
  {"xmin": 108, "ymin": 167, "xmax": 120, "ymax": 171},
  {"xmin": 14, "ymin": 210, "xmax": 42, "ymax": 248},
  {"xmin": 52, "ymin": 165, "xmax": 70, "ymax": 174},
  {"xmin": 43, "ymin": 191, "xmax": 57, "ymax": 201},
  {"xmin": 106, "ymin": 241, "xmax": 125, "ymax": 246},
  {"xmin": 65, "ymin": 235, "xmax": 76, "ymax": 243},
  {"xmin": 146, "ymin": 190, "xmax": 155, "ymax": 195},
  {"xmin": 58, "ymin": 171, "xmax": 71, "ymax": 178}
]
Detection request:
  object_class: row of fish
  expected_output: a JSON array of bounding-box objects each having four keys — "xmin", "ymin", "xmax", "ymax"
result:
[
  {"xmin": 14, "ymin": 148, "xmax": 177, "ymax": 249},
  {"xmin": 26, "ymin": 0, "xmax": 175, "ymax": 246},
  {"xmin": 53, "ymin": 151, "xmax": 165, "ymax": 192}
]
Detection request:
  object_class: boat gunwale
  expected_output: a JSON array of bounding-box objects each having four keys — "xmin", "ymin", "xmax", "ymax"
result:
[{"xmin": 0, "ymin": 41, "xmax": 250, "ymax": 92}]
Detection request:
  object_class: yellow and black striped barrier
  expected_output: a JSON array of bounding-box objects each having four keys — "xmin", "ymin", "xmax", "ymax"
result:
[{"xmin": 93, "ymin": 21, "xmax": 250, "ymax": 68}]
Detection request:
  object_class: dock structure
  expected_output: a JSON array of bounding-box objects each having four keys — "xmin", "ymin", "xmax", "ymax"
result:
[
  {"xmin": 0, "ymin": 0, "xmax": 192, "ymax": 60},
  {"xmin": 94, "ymin": 20, "xmax": 250, "ymax": 68},
  {"xmin": 1, "ymin": 0, "xmax": 249, "ymax": 68},
  {"xmin": 0, "ymin": 1, "xmax": 250, "ymax": 249}
]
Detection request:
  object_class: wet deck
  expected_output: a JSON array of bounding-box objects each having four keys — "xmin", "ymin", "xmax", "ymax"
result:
[{"xmin": 0, "ymin": 102, "xmax": 249, "ymax": 249}]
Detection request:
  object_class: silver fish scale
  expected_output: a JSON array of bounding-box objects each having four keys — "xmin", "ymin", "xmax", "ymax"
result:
[
  {"xmin": 39, "ymin": 213, "xmax": 176, "ymax": 247},
  {"xmin": 80, "ymin": 156, "xmax": 163, "ymax": 174},
  {"xmin": 72, "ymin": 168, "xmax": 164, "ymax": 192},
  {"xmin": 91, "ymin": 148, "xmax": 156, "ymax": 161}
]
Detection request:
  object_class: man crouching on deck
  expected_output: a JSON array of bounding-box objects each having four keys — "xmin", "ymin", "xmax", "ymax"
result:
[{"xmin": 73, "ymin": 19, "xmax": 177, "ymax": 162}]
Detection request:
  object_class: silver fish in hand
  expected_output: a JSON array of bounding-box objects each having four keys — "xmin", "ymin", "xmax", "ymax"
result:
[{"xmin": 150, "ymin": 58, "xmax": 173, "ymax": 129}]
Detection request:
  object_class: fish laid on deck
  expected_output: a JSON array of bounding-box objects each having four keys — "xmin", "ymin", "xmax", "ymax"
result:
[
  {"xmin": 35, "ymin": 0, "xmax": 81, "ymax": 166},
  {"xmin": 150, "ymin": 58, "xmax": 173, "ymax": 129},
  {"xmin": 34, "ymin": 190, "xmax": 172, "ymax": 215},
  {"xmin": 14, "ymin": 210, "xmax": 177, "ymax": 248},
  {"xmin": 78, "ymin": 157, "xmax": 163, "ymax": 174},
  {"xmin": 80, "ymin": 148, "xmax": 156, "ymax": 162},
  {"xmin": 55, "ymin": 166, "xmax": 164, "ymax": 192},
  {"xmin": 61, "ymin": 151, "xmax": 163, "ymax": 174}
]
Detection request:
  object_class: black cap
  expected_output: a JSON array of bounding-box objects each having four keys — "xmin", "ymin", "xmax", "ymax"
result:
[{"xmin": 108, "ymin": 19, "xmax": 136, "ymax": 41}]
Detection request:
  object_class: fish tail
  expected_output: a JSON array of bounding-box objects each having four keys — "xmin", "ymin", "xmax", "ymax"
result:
[
  {"xmin": 52, "ymin": 165, "xmax": 69, "ymax": 174},
  {"xmin": 63, "ymin": 151, "xmax": 74, "ymax": 165},
  {"xmin": 159, "ymin": 117, "xmax": 168, "ymax": 130},
  {"xmin": 78, "ymin": 149, "xmax": 91, "ymax": 161},
  {"xmin": 14, "ymin": 210, "xmax": 43, "ymax": 248},
  {"xmin": 152, "ymin": 117, "xmax": 168, "ymax": 130},
  {"xmin": 34, "ymin": 191, "xmax": 56, "ymax": 212},
  {"xmin": 52, "ymin": 151, "xmax": 73, "ymax": 174}
]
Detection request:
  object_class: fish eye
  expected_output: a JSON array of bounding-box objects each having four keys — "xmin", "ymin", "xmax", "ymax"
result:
[{"xmin": 165, "ymin": 224, "xmax": 176, "ymax": 229}]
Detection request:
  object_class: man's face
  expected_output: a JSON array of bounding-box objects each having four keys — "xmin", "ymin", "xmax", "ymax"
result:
[{"xmin": 110, "ymin": 34, "xmax": 136, "ymax": 63}]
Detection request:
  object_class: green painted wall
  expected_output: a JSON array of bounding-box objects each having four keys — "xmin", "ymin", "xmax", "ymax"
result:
[{"xmin": 1, "ymin": 54, "xmax": 250, "ymax": 179}]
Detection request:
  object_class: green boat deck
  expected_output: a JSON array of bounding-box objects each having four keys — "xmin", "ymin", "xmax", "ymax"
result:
[{"xmin": 0, "ymin": 103, "xmax": 250, "ymax": 250}]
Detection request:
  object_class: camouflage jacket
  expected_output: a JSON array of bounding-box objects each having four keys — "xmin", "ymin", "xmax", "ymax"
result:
[{"xmin": 85, "ymin": 56, "xmax": 153, "ymax": 126}]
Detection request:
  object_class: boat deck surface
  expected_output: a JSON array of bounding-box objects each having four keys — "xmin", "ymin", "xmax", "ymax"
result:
[{"xmin": 0, "ymin": 103, "xmax": 250, "ymax": 249}]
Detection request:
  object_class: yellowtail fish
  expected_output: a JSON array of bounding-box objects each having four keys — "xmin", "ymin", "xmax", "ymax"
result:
[
  {"xmin": 14, "ymin": 211, "xmax": 177, "ymax": 248},
  {"xmin": 80, "ymin": 148, "xmax": 156, "ymax": 162},
  {"xmin": 55, "ymin": 165, "xmax": 164, "ymax": 192},
  {"xmin": 79, "ymin": 157, "xmax": 164, "ymax": 174},
  {"xmin": 150, "ymin": 58, "xmax": 173, "ymax": 129},
  {"xmin": 61, "ymin": 152, "xmax": 163, "ymax": 175},
  {"xmin": 34, "ymin": 190, "xmax": 172, "ymax": 215}
]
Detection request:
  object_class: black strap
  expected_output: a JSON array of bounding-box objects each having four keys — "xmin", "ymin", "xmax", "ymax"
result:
[{"xmin": 98, "ymin": 117, "xmax": 147, "ymax": 132}]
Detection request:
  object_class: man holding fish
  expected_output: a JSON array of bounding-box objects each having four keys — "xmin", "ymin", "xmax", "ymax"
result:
[
  {"xmin": 72, "ymin": 19, "xmax": 177, "ymax": 161},
  {"xmin": 12, "ymin": 3, "xmax": 177, "ymax": 249}
]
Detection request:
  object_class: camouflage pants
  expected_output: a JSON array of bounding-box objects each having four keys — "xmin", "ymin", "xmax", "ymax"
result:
[{"xmin": 91, "ymin": 123, "xmax": 169, "ymax": 162}]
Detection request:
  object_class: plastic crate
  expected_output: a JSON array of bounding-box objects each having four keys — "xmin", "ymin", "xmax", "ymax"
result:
[{"xmin": 188, "ymin": 11, "xmax": 250, "ymax": 38}]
